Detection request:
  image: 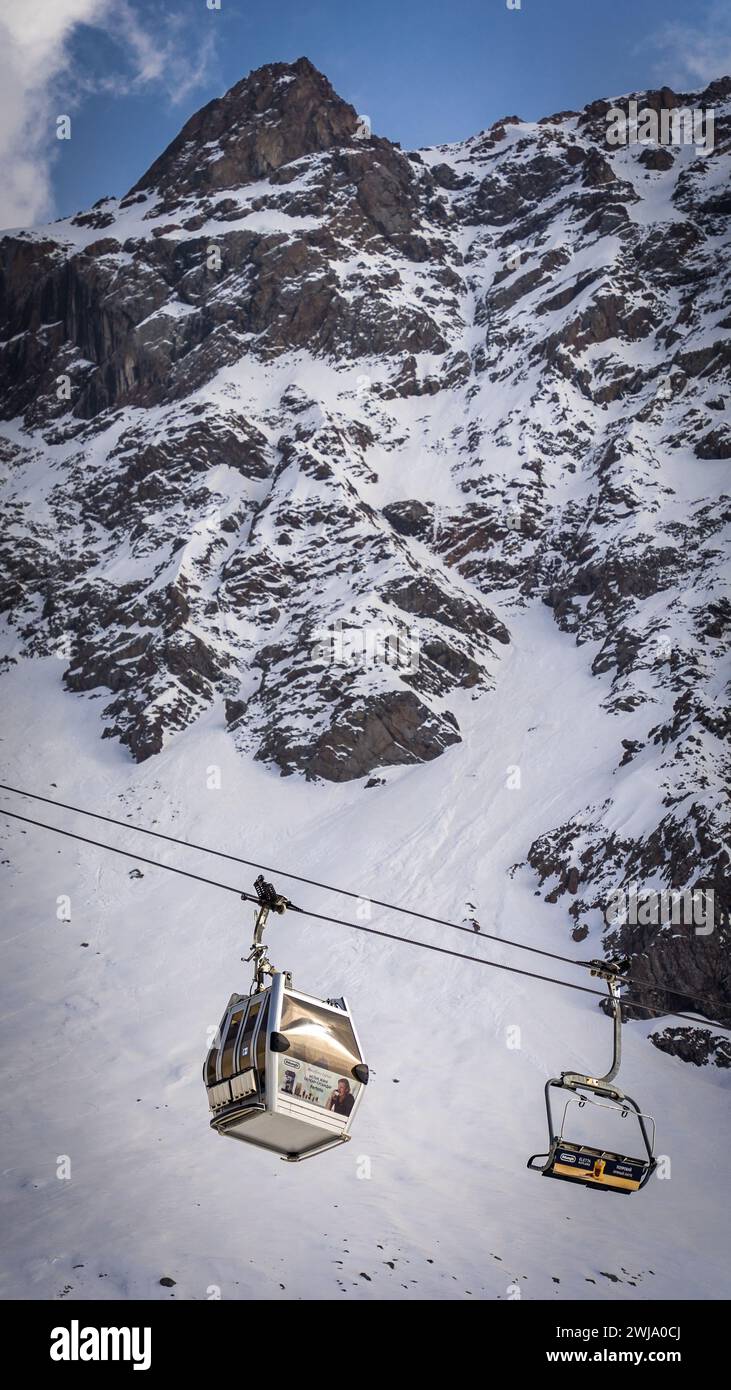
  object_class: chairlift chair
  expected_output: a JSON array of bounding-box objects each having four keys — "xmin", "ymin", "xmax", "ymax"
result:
[
  {"xmin": 203, "ymin": 876, "xmax": 368, "ymax": 1162},
  {"xmin": 527, "ymin": 961, "xmax": 657, "ymax": 1194}
]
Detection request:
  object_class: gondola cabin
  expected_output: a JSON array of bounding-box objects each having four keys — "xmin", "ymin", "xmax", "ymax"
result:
[{"xmin": 204, "ymin": 971, "xmax": 368, "ymax": 1162}]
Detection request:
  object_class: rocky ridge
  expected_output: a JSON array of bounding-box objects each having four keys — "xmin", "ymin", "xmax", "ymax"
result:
[{"xmin": 1, "ymin": 59, "xmax": 729, "ymax": 1041}]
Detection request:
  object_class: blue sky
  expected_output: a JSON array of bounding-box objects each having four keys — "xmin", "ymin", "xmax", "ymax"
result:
[{"xmin": 2, "ymin": 0, "xmax": 730, "ymax": 228}]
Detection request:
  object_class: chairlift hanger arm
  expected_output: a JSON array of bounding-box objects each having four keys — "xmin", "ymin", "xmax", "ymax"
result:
[{"xmin": 561, "ymin": 961, "xmax": 624, "ymax": 1093}]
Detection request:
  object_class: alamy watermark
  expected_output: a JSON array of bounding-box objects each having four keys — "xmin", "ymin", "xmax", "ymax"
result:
[
  {"xmin": 50, "ymin": 1321, "xmax": 151, "ymax": 1370},
  {"xmin": 604, "ymin": 883, "xmax": 715, "ymax": 935},
  {"xmin": 605, "ymin": 100, "xmax": 715, "ymax": 152},
  {"xmin": 311, "ymin": 619, "xmax": 420, "ymax": 674}
]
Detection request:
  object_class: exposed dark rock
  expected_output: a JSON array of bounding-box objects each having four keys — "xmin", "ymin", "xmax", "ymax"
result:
[
  {"xmin": 649, "ymin": 1027, "xmax": 731, "ymax": 1067},
  {"xmin": 638, "ymin": 146, "xmax": 675, "ymax": 171},
  {"xmin": 255, "ymin": 689, "xmax": 461, "ymax": 782},
  {"xmin": 128, "ymin": 57, "xmax": 362, "ymax": 202},
  {"xmin": 381, "ymin": 576, "xmax": 509, "ymax": 645},
  {"xmin": 382, "ymin": 500, "xmax": 434, "ymax": 539},
  {"xmin": 695, "ymin": 427, "xmax": 731, "ymax": 459}
]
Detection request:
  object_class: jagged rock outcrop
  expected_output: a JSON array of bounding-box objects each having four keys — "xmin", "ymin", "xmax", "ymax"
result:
[
  {"xmin": 128, "ymin": 58, "xmax": 363, "ymax": 202},
  {"xmin": 649, "ymin": 1026, "xmax": 731, "ymax": 1067}
]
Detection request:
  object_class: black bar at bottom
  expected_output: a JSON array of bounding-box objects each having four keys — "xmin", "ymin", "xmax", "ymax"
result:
[{"xmin": 0, "ymin": 1296, "xmax": 718, "ymax": 1376}]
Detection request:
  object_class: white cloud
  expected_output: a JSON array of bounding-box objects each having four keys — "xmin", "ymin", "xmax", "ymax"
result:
[
  {"xmin": 0, "ymin": 0, "xmax": 217, "ymax": 231},
  {"xmin": 0, "ymin": 0, "xmax": 112, "ymax": 228},
  {"xmin": 86, "ymin": 1, "xmax": 217, "ymax": 105},
  {"xmin": 652, "ymin": 2, "xmax": 731, "ymax": 90}
]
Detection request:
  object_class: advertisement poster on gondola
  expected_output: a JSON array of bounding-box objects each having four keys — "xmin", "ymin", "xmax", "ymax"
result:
[{"xmin": 278, "ymin": 1056, "xmax": 358, "ymax": 1116}]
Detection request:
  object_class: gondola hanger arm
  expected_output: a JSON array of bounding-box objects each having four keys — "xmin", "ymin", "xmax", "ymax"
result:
[{"xmin": 243, "ymin": 875, "xmax": 298, "ymax": 991}]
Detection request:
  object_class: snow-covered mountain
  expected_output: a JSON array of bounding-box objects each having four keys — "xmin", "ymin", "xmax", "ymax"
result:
[{"xmin": 0, "ymin": 58, "xmax": 729, "ymax": 1301}]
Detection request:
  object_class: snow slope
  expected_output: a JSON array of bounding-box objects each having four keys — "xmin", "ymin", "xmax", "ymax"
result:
[{"xmin": 1, "ymin": 599, "xmax": 728, "ymax": 1301}]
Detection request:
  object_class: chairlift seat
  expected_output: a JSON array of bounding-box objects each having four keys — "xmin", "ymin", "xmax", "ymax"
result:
[
  {"xmin": 527, "ymin": 1075, "xmax": 657, "ymax": 1195},
  {"xmin": 529, "ymin": 1140, "xmax": 652, "ymax": 1193}
]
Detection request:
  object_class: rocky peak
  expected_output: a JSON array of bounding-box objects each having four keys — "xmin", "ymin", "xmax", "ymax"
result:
[{"xmin": 126, "ymin": 56, "xmax": 363, "ymax": 204}]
